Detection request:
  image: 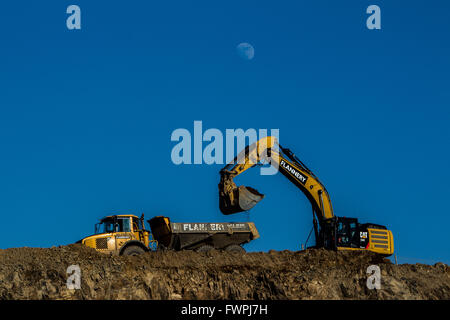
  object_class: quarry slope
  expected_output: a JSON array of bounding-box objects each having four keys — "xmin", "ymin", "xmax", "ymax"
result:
[{"xmin": 0, "ymin": 244, "xmax": 448, "ymax": 300}]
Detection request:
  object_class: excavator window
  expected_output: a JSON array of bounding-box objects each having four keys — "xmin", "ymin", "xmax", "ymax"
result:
[
  {"xmin": 349, "ymin": 222, "xmax": 357, "ymax": 238},
  {"xmin": 337, "ymin": 221, "xmax": 350, "ymax": 246},
  {"xmin": 336, "ymin": 218, "xmax": 359, "ymax": 247}
]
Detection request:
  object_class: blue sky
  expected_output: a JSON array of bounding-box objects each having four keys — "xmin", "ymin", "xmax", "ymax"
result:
[{"xmin": 0, "ymin": 1, "xmax": 449, "ymax": 264}]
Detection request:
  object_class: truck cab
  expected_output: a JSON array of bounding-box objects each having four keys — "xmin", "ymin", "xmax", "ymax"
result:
[{"xmin": 79, "ymin": 214, "xmax": 157, "ymax": 255}]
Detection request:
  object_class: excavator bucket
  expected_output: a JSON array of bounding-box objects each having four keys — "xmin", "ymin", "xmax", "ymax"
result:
[{"xmin": 219, "ymin": 185, "xmax": 264, "ymax": 215}]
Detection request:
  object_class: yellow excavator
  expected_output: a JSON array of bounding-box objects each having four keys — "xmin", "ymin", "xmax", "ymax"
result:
[{"xmin": 218, "ymin": 136, "xmax": 394, "ymax": 256}]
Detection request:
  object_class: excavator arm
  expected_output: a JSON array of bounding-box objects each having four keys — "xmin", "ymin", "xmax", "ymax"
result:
[{"xmin": 218, "ymin": 136, "xmax": 334, "ymax": 222}]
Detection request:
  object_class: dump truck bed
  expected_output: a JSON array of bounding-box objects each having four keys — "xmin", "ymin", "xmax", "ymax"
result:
[{"xmin": 148, "ymin": 216, "xmax": 259, "ymax": 251}]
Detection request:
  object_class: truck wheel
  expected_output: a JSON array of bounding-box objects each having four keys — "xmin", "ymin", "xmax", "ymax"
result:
[
  {"xmin": 122, "ymin": 245, "xmax": 146, "ymax": 256},
  {"xmin": 225, "ymin": 245, "xmax": 246, "ymax": 253},
  {"xmin": 196, "ymin": 245, "xmax": 214, "ymax": 253}
]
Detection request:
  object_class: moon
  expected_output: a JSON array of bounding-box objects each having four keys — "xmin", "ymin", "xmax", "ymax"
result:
[{"xmin": 236, "ymin": 43, "xmax": 255, "ymax": 60}]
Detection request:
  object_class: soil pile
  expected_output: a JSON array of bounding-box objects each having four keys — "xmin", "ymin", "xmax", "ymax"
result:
[{"xmin": 0, "ymin": 245, "xmax": 448, "ymax": 299}]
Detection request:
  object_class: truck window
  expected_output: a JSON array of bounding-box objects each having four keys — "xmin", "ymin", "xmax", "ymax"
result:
[
  {"xmin": 116, "ymin": 218, "xmax": 131, "ymax": 232},
  {"xmin": 96, "ymin": 219, "xmax": 115, "ymax": 234},
  {"xmin": 104, "ymin": 221, "xmax": 115, "ymax": 233},
  {"xmin": 132, "ymin": 217, "xmax": 140, "ymax": 231}
]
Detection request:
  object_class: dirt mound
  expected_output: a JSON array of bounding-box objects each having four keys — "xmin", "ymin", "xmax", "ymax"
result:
[{"xmin": 0, "ymin": 245, "xmax": 448, "ymax": 299}]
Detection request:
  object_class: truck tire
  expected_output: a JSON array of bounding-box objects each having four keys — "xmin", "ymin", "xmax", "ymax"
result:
[
  {"xmin": 122, "ymin": 245, "xmax": 146, "ymax": 256},
  {"xmin": 196, "ymin": 245, "xmax": 214, "ymax": 253},
  {"xmin": 225, "ymin": 244, "xmax": 246, "ymax": 253}
]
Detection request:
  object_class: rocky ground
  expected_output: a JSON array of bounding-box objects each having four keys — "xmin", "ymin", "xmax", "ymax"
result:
[{"xmin": 0, "ymin": 245, "xmax": 448, "ymax": 299}]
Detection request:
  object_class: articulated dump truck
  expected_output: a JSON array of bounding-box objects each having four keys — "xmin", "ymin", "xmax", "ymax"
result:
[{"xmin": 78, "ymin": 214, "xmax": 259, "ymax": 256}]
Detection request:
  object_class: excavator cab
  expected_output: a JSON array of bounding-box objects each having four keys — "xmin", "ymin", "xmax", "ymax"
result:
[{"xmin": 319, "ymin": 217, "xmax": 393, "ymax": 256}]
